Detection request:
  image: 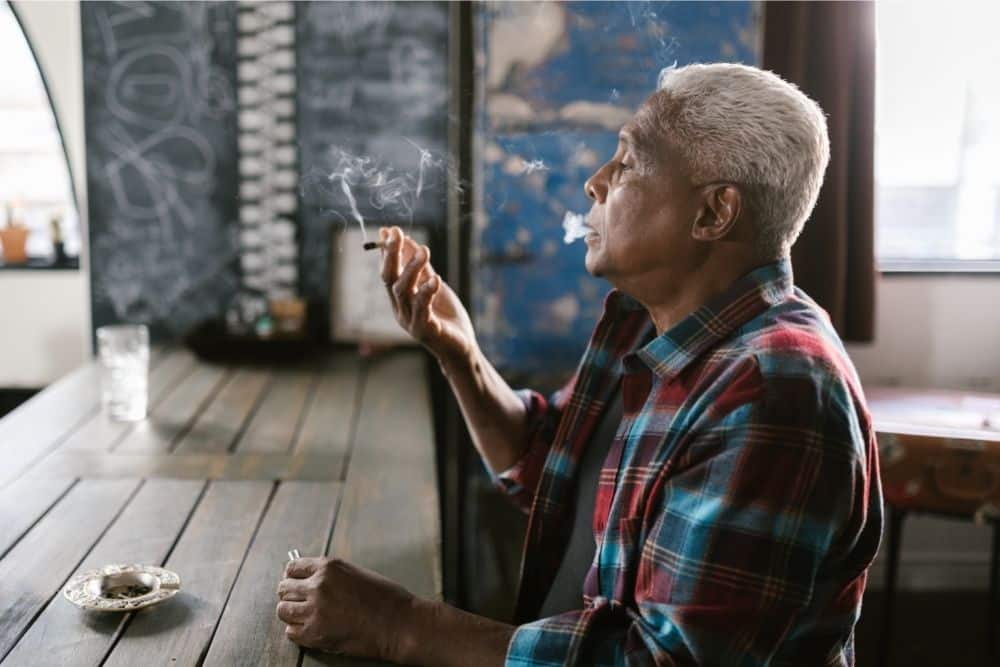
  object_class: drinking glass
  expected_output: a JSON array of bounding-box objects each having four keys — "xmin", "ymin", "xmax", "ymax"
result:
[{"xmin": 97, "ymin": 324, "xmax": 149, "ymax": 421}]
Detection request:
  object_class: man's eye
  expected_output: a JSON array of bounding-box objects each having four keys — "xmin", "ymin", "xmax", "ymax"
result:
[{"xmin": 619, "ymin": 161, "xmax": 632, "ymax": 171}]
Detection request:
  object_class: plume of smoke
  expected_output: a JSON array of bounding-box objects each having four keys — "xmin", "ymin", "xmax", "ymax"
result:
[
  {"xmin": 317, "ymin": 140, "xmax": 453, "ymax": 241},
  {"xmin": 405, "ymin": 138, "xmax": 436, "ymax": 199},
  {"xmin": 562, "ymin": 211, "xmax": 590, "ymax": 244},
  {"xmin": 520, "ymin": 159, "xmax": 548, "ymax": 174},
  {"xmin": 656, "ymin": 61, "xmax": 679, "ymax": 89}
]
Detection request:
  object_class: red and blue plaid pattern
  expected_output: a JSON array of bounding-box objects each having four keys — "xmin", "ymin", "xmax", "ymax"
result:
[{"xmin": 494, "ymin": 259, "xmax": 883, "ymax": 666}]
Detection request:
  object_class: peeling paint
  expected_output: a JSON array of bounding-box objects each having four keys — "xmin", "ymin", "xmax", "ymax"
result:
[
  {"xmin": 488, "ymin": 93, "xmax": 537, "ymax": 127},
  {"xmin": 558, "ymin": 101, "xmax": 634, "ymax": 131},
  {"xmin": 568, "ymin": 143, "xmax": 600, "ymax": 169},
  {"xmin": 538, "ymin": 294, "xmax": 581, "ymax": 335},
  {"xmin": 487, "ymin": 1, "xmax": 566, "ymax": 89},
  {"xmin": 475, "ymin": 1, "xmax": 761, "ymax": 382},
  {"xmin": 483, "ymin": 141, "xmax": 505, "ymax": 164}
]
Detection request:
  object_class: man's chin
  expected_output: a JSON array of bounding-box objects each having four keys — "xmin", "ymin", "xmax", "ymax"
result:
[{"xmin": 584, "ymin": 252, "xmax": 604, "ymax": 278}]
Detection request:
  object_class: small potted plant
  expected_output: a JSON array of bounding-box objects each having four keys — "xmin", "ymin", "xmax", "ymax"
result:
[{"xmin": 0, "ymin": 204, "xmax": 29, "ymax": 265}]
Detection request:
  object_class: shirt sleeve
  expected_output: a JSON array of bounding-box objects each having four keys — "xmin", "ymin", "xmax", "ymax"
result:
[
  {"xmin": 490, "ymin": 377, "xmax": 576, "ymax": 513},
  {"xmin": 505, "ymin": 364, "xmax": 876, "ymax": 666}
]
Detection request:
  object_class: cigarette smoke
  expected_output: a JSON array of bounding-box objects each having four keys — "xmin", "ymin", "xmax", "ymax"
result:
[
  {"xmin": 562, "ymin": 211, "xmax": 589, "ymax": 244},
  {"xmin": 315, "ymin": 140, "xmax": 451, "ymax": 241},
  {"xmin": 520, "ymin": 159, "xmax": 548, "ymax": 174}
]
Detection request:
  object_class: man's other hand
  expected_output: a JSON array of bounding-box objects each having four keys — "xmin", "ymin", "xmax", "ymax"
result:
[{"xmin": 276, "ymin": 556, "xmax": 418, "ymax": 662}]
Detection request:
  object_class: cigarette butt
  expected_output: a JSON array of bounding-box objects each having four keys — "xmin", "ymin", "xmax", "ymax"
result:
[{"xmin": 363, "ymin": 241, "xmax": 385, "ymax": 251}]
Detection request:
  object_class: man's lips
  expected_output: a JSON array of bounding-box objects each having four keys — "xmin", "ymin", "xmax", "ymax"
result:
[{"xmin": 584, "ymin": 216, "xmax": 601, "ymax": 239}]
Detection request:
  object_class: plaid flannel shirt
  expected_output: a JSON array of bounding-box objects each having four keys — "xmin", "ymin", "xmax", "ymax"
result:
[{"xmin": 494, "ymin": 259, "xmax": 883, "ymax": 666}]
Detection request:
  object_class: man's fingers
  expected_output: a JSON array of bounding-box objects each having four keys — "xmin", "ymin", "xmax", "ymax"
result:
[
  {"xmin": 381, "ymin": 228, "xmax": 422, "ymax": 317},
  {"xmin": 284, "ymin": 556, "xmax": 322, "ymax": 579},
  {"xmin": 380, "ymin": 227, "xmax": 408, "ymax": 295},
  {"xmin": 276, "ymin": 600, "xmax": 310, "ymax": 624},
  {"xmin": 394, "ymin": 245, "xmax": 430, "ymax": 322},
  {"xmin": 411, "ymin": 274, "xmax": 441, "ymax": 331},
  {"xmin": 277, "ymin": 577, "xmax": 310, "ymax": 601},
  {"xmin": 285, "ymin": 624, "xmax": 304, "ymax": 644},
  {"xmin": 380, "ymin": 227, "xmax": 401, "ymax": 307}
]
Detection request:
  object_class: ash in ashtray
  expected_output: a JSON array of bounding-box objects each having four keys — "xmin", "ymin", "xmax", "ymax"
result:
[{"xmin": 102, "ymin": 584, "xmax": 153, "ymax": 599}]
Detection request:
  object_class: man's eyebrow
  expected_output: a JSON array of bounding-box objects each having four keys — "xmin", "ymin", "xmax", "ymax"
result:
[{"xmin": 618, "ymin": 129, "xmax": 636, "ymax": 146}]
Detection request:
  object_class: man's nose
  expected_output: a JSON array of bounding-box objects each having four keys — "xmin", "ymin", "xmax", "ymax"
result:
[{"xmin": 584, "ymin": 167, "xmax": 608, "ymax": 203}]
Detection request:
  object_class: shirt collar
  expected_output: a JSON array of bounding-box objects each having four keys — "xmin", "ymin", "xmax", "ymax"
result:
[{"xmin": 631, "ymin": 258, "xmax": 794, "ymax": 380}]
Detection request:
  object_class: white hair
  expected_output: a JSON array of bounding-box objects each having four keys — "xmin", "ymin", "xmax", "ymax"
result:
[{"xmin": 650, "ymin": 63, "xmax": 830, "ymax": 258}]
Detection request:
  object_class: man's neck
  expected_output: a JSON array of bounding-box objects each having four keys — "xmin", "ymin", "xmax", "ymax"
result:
[{"xmin": 626, "ymin": 253, "xmax": 780, "ymax": 336}]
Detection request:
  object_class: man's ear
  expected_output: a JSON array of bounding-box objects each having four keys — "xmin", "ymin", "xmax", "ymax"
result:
[{"xmin": 691, "ymin": 184, "xmax": 742, "ymax": 241}]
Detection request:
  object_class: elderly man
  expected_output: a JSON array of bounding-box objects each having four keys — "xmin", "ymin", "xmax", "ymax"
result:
[{"xmin": 277, "ymin": 63, "xmax": 882, "ymax": 666}]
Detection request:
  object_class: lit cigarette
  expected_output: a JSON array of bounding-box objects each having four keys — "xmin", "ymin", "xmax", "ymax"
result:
[
  {"xmin": 287, "ymin": 548, "xmax": 301, "ymax": 561},
  {"xmin": 363, "ymin": 241, "xmax": 386, "ymax": 251}
]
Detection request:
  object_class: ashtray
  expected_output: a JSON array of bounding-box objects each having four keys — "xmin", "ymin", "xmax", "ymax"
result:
[{"xmin": 63, "ymin": 564, "xmax": 181, "ymax": 612}]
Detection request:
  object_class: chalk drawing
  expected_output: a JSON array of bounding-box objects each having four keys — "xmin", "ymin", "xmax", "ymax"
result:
[{"xmin": 83, "ymin": 2, "xmax": 239, "ymax": 334}]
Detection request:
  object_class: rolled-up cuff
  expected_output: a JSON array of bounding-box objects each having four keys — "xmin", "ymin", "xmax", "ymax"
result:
[{"xmin": 489, "ymin": 389, "xmax": 550, "ymax": 511}]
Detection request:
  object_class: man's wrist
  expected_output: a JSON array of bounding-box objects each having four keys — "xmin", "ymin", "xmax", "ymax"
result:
[
  {"xmin": 434, "ymin": 342, "xmax": 477, "ymax": 377},
  {"xmin": 393, "ymin": 595, "xmax": 514, "ymax": 667},
  {"xmin": 393, "ymin": 594, "xmax": 435, "ymax": 665}
]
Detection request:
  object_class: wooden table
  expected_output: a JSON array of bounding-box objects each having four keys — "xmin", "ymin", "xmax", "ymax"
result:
[
  {"xmin": 867, "ymin": 386, "xmax": 1000, "ymax": 665},
  {"xmin": 0, "ymin": 347, "xmax": 440, "ymax": 666}
]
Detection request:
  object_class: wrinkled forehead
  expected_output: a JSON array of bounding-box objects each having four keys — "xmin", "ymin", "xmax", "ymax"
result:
[{"xmin": 618, "ymin": 98, "xmax": 670, "ymax": 162}]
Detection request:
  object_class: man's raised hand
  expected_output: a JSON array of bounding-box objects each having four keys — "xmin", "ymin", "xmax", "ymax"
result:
[{"xmin": 379, "ymin": 226, "xmax": 477, "ymax": 364}]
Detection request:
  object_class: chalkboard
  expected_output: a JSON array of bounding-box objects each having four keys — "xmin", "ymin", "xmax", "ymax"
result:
[
  {"xmin": 296, "ymin": 1, "xmax": 450, "ymax": 304},
  {"xmin": 82, "ymin": 2, "xmax": 240, "ymax": 339}
]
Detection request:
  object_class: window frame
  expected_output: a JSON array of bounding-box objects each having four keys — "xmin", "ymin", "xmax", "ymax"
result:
[{"xmin": 0, "ymin": 1, "xmax": 80, "ymax": 271}]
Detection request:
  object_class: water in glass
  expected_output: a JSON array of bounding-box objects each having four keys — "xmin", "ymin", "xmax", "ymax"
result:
[{"xmin": 97, "ymin": 324, "xmax": 149, "ymax": 421}]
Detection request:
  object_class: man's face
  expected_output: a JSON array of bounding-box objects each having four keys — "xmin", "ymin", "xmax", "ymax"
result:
[{"xmin": 582, "ymin": 103, "xmax": 705, "ymax": 291}]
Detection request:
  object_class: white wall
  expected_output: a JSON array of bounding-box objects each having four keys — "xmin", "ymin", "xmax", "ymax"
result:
[
  {"xmin": 0, "ymin": 272, "xmax": 89, "ymax": 386},
  {"xmin": 848, "ymin": 275, "xmax": 1000, "ymax": 392},
  {"xmin": 0, "ymin": 1, "xmax": 89, "ymax": 387}
]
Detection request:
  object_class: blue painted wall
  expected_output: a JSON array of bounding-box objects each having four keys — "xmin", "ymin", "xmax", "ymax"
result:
[{"xmin": 475, "ymin": 1, "xmax": 760, "ymax": 385}]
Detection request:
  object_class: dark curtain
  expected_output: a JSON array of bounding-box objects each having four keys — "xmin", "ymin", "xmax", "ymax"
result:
[{"xmin": 764, "ymin": 1, "xmax": 876, "ymax": 342}]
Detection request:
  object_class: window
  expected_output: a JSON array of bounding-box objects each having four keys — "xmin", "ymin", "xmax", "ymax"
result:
[
  {"xmin": 0, "ymin": 1, "xmax": 79, "ymax": 266},
  {"xmin": 875, "ymin": 0, "xmax": 1000, "ymax": 271}
]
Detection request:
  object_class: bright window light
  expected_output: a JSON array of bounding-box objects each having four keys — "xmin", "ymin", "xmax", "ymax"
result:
[
  {"xmin": 875, "ymin": 0, "xmax": 1000, "ymax": 269},
  {"xmin": 0, "ymin": 1, "xmax": 78, "ymax": 259}
]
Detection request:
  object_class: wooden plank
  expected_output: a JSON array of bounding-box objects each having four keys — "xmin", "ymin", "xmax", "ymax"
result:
[
  {"xmin": 0, "ymin": 477, "xmax": 76, "ymax": 559},
  {"xmin": 295, "ymin": 355, "xmax": 362, "ymax": 460},
  {"xmin": 328, "ymin": 352, "xmax": 440, "ymax": 597},
  {"xmin": 52, "ymin": 347, "xmax": 200, "ymax": 454},
  {"xmin": 203, "ymin": 481, "xmax": 342, "ymax": 666},
  {"xmin": 237, "ymin": 370, "xmax": 316, "ymax": 453},
  {"xmin": 2, "ymin": 479, "xmax": 205, "ymax": 666},
  {"xmin": 174, "ymin": 367, "xmax": 271, "ymax": 453},
  {"xmin": 146, "ymin": 347, "xmax": 198, "ymax": 402},
  {"xmin": 301, "ymin": 352, "xmax": 439, "ymax": 667},
  {"xmin": 113, "ymin": 364, "xmax": 229, "ymax": 453},
  {"xmin": 0, "ymin": 364, "xmax": 102, "ymax": 488},
  {"xmin": 102, "ymin": 480, "xmax": 273, "ymax": 667},
  {"xmin": 32, "ymin": 451, "xmax": 344, "ymax": 481},
  {"xmin": 0, "ymin": 349, "xmax": 194, "ymax": 560},
  {"xmin": 0, "ymin": 478, "xmax": 140, "ymax": 661}
]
